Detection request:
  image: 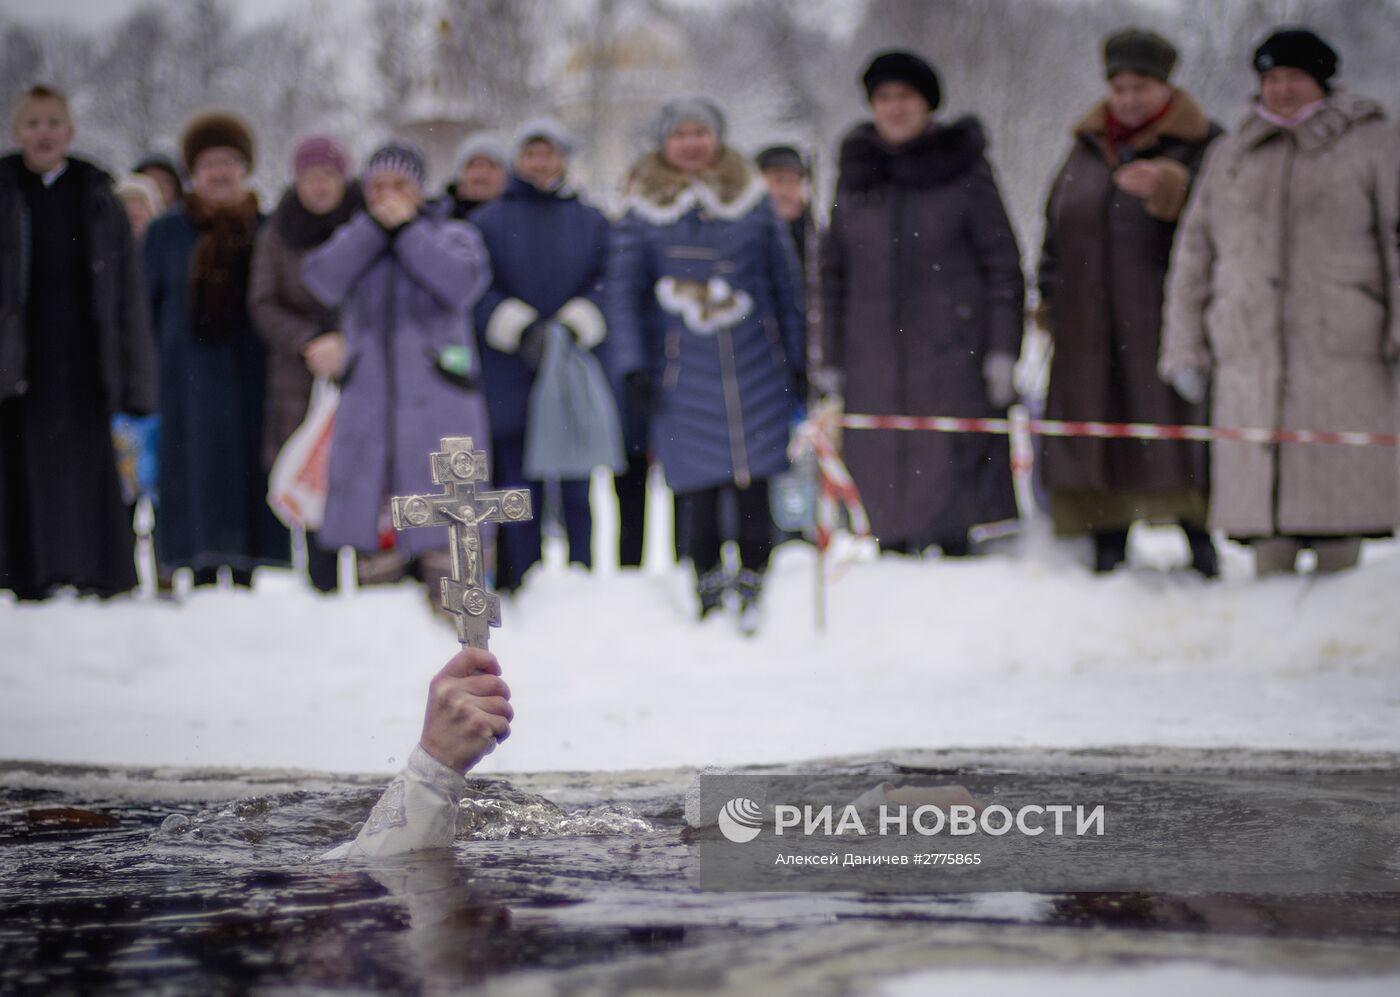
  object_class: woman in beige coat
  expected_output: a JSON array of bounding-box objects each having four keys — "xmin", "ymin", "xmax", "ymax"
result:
[{"xmin": 1161, "ymin": 28, "xmax": 1400, "ymax": 575}]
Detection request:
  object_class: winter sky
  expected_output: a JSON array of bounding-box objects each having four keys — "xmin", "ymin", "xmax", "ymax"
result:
[{"xmin": 0, "ymin": 0, "xmax": 367, "ymax": 30}]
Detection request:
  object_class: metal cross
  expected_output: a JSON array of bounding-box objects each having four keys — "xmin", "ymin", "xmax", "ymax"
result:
[{"xmin": 390, "ymin": 436, "xmax": 533, "ymax": 648}]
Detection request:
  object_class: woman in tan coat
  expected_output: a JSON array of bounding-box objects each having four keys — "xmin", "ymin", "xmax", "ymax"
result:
[{"xmin": 1161, "ymin": 28, "xmax": 1400, "ymax": 575}]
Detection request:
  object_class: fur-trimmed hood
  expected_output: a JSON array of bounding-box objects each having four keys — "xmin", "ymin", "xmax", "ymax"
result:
[
  {"xmin": 834, "ymin": 117, "xmax": 988, "ymax": 193},
  {"xmin": 622, "ymin": 147, "xmax": 768, "ymax": 225},
  {"xmin": 1073, "ymin": 88, "xmax": 1213, "ymax": 147}
]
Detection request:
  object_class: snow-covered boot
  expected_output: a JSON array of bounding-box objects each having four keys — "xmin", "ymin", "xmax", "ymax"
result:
[
  {"xmin": 696, "ymin": 566, "xmax": 729, "ymax": 620},
  {"xmin": 733, "ymin": 568, "xmax": 764, "ymax": 636},
  {"xmin": 1182, "ymin": 523, "xmax": 1219, "ymax": 579}
]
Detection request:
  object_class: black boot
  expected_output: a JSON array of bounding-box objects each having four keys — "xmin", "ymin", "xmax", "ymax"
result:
[
  {"xmin": 1092, "ymin": 529, "xmax": 1129, "ymax": 574},
  {"xmin": 733, "ymin": 568, "xmax": 764, "ymax": 636},
  {"xmin": 937, "ymin": 533, "xmax": 971, "ymax": 558},
  {"xmin": 696, "ymin": 566, "xmax": 728, "ymax": 620},
  {"xmin": 1181, "ymin": 522, "xmax": 1219, "ymax": 579}
]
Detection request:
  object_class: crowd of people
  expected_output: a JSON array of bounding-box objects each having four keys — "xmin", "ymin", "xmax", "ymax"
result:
[{"xmin": 2, "ymin": 25, "xmax": 1398, "ymax": 632}]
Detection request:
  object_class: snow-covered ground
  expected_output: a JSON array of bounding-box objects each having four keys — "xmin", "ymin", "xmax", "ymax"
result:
[{"xmin": 3, "ymin": 496, "xmax": 1398, "ymax": 775}]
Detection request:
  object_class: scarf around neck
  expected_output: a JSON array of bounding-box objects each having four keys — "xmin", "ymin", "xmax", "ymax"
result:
[
  {"xmin": 1254, "ymin": 98, "xmax": 1327, "ymax": 129},
  {"xmin": 1104, "ymin": 94, "xmax": 1176, "ymax": 149},
  {"xmin": 185, "ymin": 190, "xmax": 259, "ymax": 343}
]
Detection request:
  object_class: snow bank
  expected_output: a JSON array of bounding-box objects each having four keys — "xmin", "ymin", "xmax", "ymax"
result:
[{"xmin": 2, "ymin": 527, "xmax": 1397, "ymax": 775}]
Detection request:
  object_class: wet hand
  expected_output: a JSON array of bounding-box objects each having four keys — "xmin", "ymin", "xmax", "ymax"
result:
[
  {"xmin": 1112, "ymin": 160, "xmax": 1163, "ymax": 199},
  {"xmin": 303, "ymin": 332, "xmax": 347, "ymax": 379},
  {"xmin": 419, "ymin": 648, "xmax": 513, "ymax": 774}
]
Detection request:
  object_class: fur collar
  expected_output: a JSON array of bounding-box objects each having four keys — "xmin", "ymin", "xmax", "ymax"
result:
[
  {"xmin": 1237, "ymin": 90, "xmax": 1387, "ymax": 153},
  {"xmin": 623, "ymin": 147, "xmax": 768, "ymax": 225},
  {"xmin": 1073, "ymin": 88, "xmax": 1212, "ymax": 146},
  {"xmin": 835, "ymin": 117, "xmax": 987, "ymax": 193}
]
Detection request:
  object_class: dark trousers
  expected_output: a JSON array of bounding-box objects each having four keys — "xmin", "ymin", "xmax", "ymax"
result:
[
  {"xmin": 681, "ymin": 479, "xmax": 773, "ymax": 576},
  {"xmin": 614, "ymin": 453, "xmax": 649, "ymax": 568},
  {"xmin": 493, "ymin": 433, "xmax": 592, "ymax": 590},
  {"xmin": 306, "ymin": 529, "xmax": 339, "ymax": 592},
  {"xmin": 613, "ymin": 453, "xmax": 687, "ymax": 565}
]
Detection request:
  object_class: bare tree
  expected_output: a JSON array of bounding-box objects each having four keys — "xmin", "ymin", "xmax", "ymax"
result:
[
  {"xmin": 370, "ymin": 0, "xmax": 427, "ymax": 127},
  {"xmin": 437, "ymin": 0, "xmax": 546, "ymax": 125}
]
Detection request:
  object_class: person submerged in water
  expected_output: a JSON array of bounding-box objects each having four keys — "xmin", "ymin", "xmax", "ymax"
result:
[
  {"xmin": 328, "ymin": 644, "xmax": 980, "ymax": 861},
  {"xmin": 326, "ymin": 647, "xmax": 512, "ymax": 860}
]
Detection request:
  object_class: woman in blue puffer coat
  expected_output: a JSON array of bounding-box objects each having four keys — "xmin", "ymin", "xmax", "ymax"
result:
[{"xmin": 606, "ymin": 98, "xmax": 805, "ymax": 629}]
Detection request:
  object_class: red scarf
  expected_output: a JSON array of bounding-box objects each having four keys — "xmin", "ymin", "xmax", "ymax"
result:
[{"xmin": 1104, "ymin": 94, "xmax": 1175, "ymax": 149}]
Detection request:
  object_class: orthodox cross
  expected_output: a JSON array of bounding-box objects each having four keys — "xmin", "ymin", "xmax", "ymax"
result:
[{"xmin": 390, "ymin": 436, "xmax": 532, "ymax": 648}]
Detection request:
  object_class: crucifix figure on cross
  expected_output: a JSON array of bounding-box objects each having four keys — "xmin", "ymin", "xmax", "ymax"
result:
[{"xmin": 390, "ymin": 436, "xmax": 533, "ymax": 648}]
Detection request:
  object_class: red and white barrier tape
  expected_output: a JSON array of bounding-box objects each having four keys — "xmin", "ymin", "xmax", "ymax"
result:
[
  {"xmin": 788, "ymin": 412, "xmax": 872, "ymax": 551},
  {"xmin": 839, "ymin": 413, "xmax": 1400, "ymax": 448},
  {"xmin": 791, "ymin": 407, "xmax": 1399, "ymax": 553}
]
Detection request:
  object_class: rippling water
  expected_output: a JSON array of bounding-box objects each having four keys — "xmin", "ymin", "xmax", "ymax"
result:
[{"xmin": 3, "ymin": 751, "xmax": 1399, "ymax": 994}]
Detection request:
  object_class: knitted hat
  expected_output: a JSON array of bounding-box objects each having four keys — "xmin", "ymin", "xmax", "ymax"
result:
[
  {"xmin": 114, "ymin": 173, "xmax": 162, "ymax": 215},
  {"xmin": 1253, "ymin": 27, "xmax": 1339, "ymax": 89},
  {"xmin": 180, "ymin": 111, "xmax": 254, "ymax": 171},
  {"xmin": 514, "ymin": 116, "xmax": 577, "ymax": 159},
  {"xmin": 755, "ymin": 144, "xmax": 806, "ymax": 175},
  {"xmin": 861, "ymin": 51, "xmax": 941, "ymax": 111},
  {"xmin": 1103, "ymin": 28, "xmax": 1178, "ymax": 81},
  {"xmin": 363, "ymin": 141, "xmax": 426, "ymax": 188},
  {"xmin": 453, "ymin": 132, "xmax": 510, "ymax": 173},
  {"xmin": 651, "ymin": 97, "xmax": 727, "ymax": 148},
  {"xmin": 292, "ymin": 134, "xmax": 351, "ymax": 178},
  {"xmin": 132, "ymin": 152, "xmax": 183, "ymax": 186}
]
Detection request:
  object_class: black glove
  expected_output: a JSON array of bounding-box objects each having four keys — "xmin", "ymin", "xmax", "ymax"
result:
[
  {"xmin": 519, "ymin": 319, "xmax": 549, "ymax": 371},
  {"xmin": 625, "ymin": 371, "xmax": 658, "ymax": 420}
]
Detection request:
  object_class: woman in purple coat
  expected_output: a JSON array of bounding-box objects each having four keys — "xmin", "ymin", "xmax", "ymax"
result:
[{"xmin": 302, "ymin": 143, "xmax": 492, "ymax": 604}]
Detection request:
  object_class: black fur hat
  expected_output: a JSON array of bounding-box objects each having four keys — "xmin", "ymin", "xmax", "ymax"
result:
[
  {"xmin": 861, "ymin": 51, "xmax": 941, "ymax": 112},
  {"xmin": 1253, "ymin": 28, "xmax": 1339, "ymax": 90}
]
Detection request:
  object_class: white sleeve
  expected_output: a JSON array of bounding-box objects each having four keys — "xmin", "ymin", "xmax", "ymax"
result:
[{"xmin": 321, "ymin": 745, "xmax": 467, "ymax": 860}]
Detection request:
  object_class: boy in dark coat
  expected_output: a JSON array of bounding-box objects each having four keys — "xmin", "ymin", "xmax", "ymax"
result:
[{"xmin": 1, "ymin": 85, "xmax": 156, "ymax": 599}]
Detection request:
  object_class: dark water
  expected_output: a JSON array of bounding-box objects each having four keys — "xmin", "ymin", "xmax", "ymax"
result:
[{"xmin": 3, "ymin": 751, "xmax": 1400, "ymax": 995}]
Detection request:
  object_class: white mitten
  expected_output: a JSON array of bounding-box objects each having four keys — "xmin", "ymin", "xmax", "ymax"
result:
[{"xmin": 983, "ymin": 352, "xmax": 1017, "ymax": 408}]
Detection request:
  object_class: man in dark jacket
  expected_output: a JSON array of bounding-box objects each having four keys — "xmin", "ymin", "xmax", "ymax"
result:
[
  {"xmin": 1, "ymin": 85, "xmax": 157, "ymax": 599},
  {"xmin": 756, "ymin": 144, "xmax": 816, "ymax": 271},
  {"xmin": 471, "ymin": 118, "xmax": 611, "ymax": 592}
]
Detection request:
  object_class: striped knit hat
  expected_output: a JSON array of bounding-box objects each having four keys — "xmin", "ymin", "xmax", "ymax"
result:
[{"xmin": 363, "ymin": 141, "xmax": 427, "ymax": 188}]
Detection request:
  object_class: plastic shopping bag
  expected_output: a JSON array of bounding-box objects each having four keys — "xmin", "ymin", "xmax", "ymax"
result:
[
  {"xmin": 524, "ymin": 323, "xmax": 626, "ymax": 480},
  {"xmin": 268, "ymin": 378, "xmax": 338, "ymax": 530}
]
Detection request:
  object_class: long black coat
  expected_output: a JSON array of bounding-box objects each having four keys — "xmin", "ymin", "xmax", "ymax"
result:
[
  {"xmin": 821, "ymin": 119, "xmax": 1024, "ymax": 546},
  {"xmin": 1037, "ymin": 91, "xmax": 1220, "ymax": 500},
  {"xmin": 0, "ymin": 155, "xmax": 155, "ymax": 413},
  {"xmin": 0, "ymin": 155, "xmax": 155, "ymax": 597}
]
